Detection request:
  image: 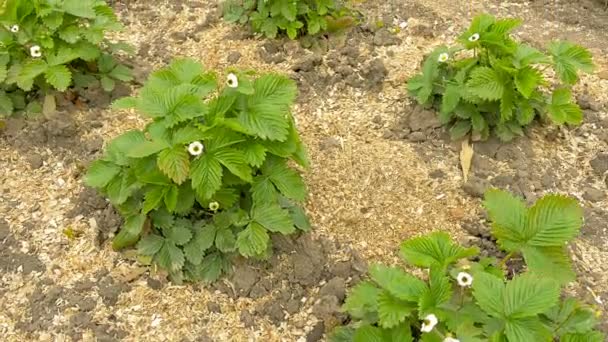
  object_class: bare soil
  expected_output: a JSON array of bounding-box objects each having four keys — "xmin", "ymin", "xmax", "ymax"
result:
[{"xmin": 1, "ymin": 0, "xmax": 607, "ymax": 341}]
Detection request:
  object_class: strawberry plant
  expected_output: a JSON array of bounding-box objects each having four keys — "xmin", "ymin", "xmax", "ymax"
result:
[
  {"xmin": 222, "ymin": 0, "xmax": 354, "ymax": 39},
  {"xmin": 407, "ymin": 14, "xmax": 594, "ymax": 141},
  {"xmin": 0, "ymin": 0, "xmax": 133, "ymax": 117},
  {"xmin": 330, "ymin": 190, "xmax": 604, "ymax": 342},
  {"xmin": 84, "ymin": 59, "xmax": 310, "ymax": 283}
]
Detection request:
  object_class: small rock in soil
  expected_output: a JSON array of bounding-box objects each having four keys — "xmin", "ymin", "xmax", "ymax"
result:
[
  {"xmin": 577, "ymin": 93, "xmax": 603, "ymax": 111},
  {"xmin": 293, "ymin": 55, "xmax": 322, "ymax": 72},
  {"xmin": 583, "ymin": 187, "xmax": 606, "ymax": 202},
  {"xmin": 231, "ymin": 264, "xmax": 259, "ymax": 296},
  {"xmin": 227, "ymin": 51, "xmax": 241, "ymax": 64},
  {"xmin": 328, "ymin": 261, "xmax": 352, "ymax": 278},
  {"xmin": 408, "ymin": 106, "xmax": 441, "ymax": 132},
  {"xmin": 408, "ymin": 131, "xmax": 426, "ymax": 142},
  {"xmin": 409, "ymin": 22, "xmax": 434, "ymax": 38},
  {"xmin": 86, "ymin": 136, "xmax": 104, "ymax": 154},
  {"xmin": 285, "ymin": 299, "xmax": 301, "ymax": 314},
  {"xmin": 306, "ymin": 321, "xmax": 325, "ymax": 342},
  {"xmin": 206, "ymin": 302, "xmax": 221, "ymax": 313},
  {"xmin": 312, "ymin": 295, "xmax": 341, "ymax": 319},
  {"xmin": 590, "ymin": 153, "xmax": 608, "ymax": 176},
  {"xmin": 240, "ymin": 310, "xmax": 255, "ymax": 328},
  {"xmin": 373, "ymin": 28, "xmax": 400, "ymax": 46},
  {"xmin": 474, "ymin": 137, "xmax": 501, "ymax": 158},
  {"xmin": 362, "ymin": 58, "xmax": 388, "ymax": 88},
  {"xmin": 98, "ymin": 275, "xmax": 130, "ymax": 306},
  {"xmin": 261, "ymin": 301, "xmax": 285, "ymax": 324},
  {"xmin": 462, "ymin": 219, "xmax": 490, "ymax": 238},
  {"xmin": 319, "ymin": 277, "xmax": 346, "ymax": 301},
  {"xmin": 462, "ymin": 177, "xmax": 490, "ymax": 198},
  {"xmin": 319, "ymin": 136, "xmax": 342, "ymax": 151},
  {"xmin": 429, "ymin": 169, "xmax": 446, "ymax": 179},
  {"xmin": 26, "ymin": 153, "xmax": 44, "ymax": 169},
  {"xmin": 249, "ymin": 278, "xmax": 272, "ymax": 299},
  {"xmin": 146, "ymin": 277, "xmax": 163, "ymax": 290}
]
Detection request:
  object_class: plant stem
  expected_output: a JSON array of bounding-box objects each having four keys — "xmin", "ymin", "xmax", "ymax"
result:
[{"xmin": 499, "ymin": 251, "xmax": 514, "ymax": 269}]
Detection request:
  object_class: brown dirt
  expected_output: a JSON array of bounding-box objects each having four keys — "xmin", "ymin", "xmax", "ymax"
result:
[{"xmin": 1, "ymin": 0, "xmax": 607, "ymax": 341}]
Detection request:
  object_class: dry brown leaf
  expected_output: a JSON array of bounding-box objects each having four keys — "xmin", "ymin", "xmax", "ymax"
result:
[{"xmin": 460, "ymin": 138, "xmax": 474, "ymax": 183}]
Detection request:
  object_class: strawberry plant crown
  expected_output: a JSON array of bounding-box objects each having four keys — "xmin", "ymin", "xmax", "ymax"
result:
[
  {"xmin": 85, "ymin": 58, "xmax": 311, "ymax": 282},
  {"xmin": 407, "ymin": 13, "xmax": 594, "ymax": 141},
  {"xmin": 0, "ymin": 0, "xmax": 133, "ymax": 116}
]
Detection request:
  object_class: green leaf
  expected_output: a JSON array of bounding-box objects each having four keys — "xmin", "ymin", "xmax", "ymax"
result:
[
  {"xmin": 549, "ymin": 41, "xmax": 594, "ymax": 85},
  {"xmin": 101, "ymin": 76, "xmax": 116, "ymax": 92},
  {"xmin": 504, "ymin": 317, "xmax": 551, "ymax": 342},
  {"xmin": 484, "ymin": 189, "xmax": 527, "ymax": 251},
  {"xmin": 105, "ymin": 171, "xmax": 139, "ymax": 205},
  {"xmin": 500, "ymin": 87, "xmax": 515, "ymax": 121},
  {"xmin": 547, "ymin": 88, "xmax": 583, "ymax": 125},
  {"xmin": 110, "ymin": 65, "xmax": 133, "ymax": 82},
  {"xmin": 562, "ymin": 332, "xmax": 605, "ymax": 342},
  {"xmin": 513, "ymin": 44, "xmax": 549, "ymax": 68},
  {"xmin": 237, "ymin": 74, "xmax": 296, "ymax": 141},
  {"xmin": 472, "ymin": 271, "xmax": 505, "ymax": 318},
  {"xmin": 450, "ymin": 120, "xmax": 472, "ymax": 140},
  {"xmin": 172, "ymin": 126, "xmax": 206, "ymax": 145},
  {"xmin": 105, "ymin": 130, "xmax": 146, "ymax": 165},
  {"xmin": 63, "ymin": 0, "xmax": 96, "ymax": 18},
  {"xmin": 143, "ymin": 186, "xmax": 166, "ymax": 213},
  {"xmin": 127, "ymin": 140, "xmax": 170, "ymax": 158},
  {"xmin": 353, "ymin": 325, "xmax": 386, "ymax": 342},
  {"xmin": 516, "ymin": 101, "xmax": 535, "ymax": 126},
  {"xmin": 400, "ymin": 231, "xmax": 478, "ymax": 269},
  {"xmin": 377, "ymin": 290, "xmax": 416, "ymax": 328},
  {"xmin": 17, "ymin": 60, "xmax": 48, "ymax": 91},
  {"xmin": 418, "ymin": 267, "xmax": 452, "ymax": 313},
  {"xmin": 199, "ymin": 253, "xmax": 226, "ymax": 282},
  {"xmin": 42, "ymin": 12, "xmax": 64, "ymax": 30},
  {"xmin": 342, "ymin": 281, "xmax": 381, "ymax": 320},
  {"xmin": 191, "ymin": 153, "xmax": 223, "ymax": 200},
  {"xmin": 150, "ymin": 209, "xmax": 174, "ymax": 229},
  {"xmin": 466, "ymin": 67, "xmax": 504, "ymax": 101},
  {"xmin": 369, "ymin": 264, "xmax": 427, "ymax": 302},
  {"xmin": 165, "ymin": 224, "xmax": 192, "ymax": 246},
  {"xmin": 0, "ymin": 92, "xmax": 14, "ymax": 116},
  {"xmin": 522, "ymin": 245, "xmax": 575, "ymax": 284},
  {"xmin": 526, "ymin": 194, "xmax": 582, "ymax": 246},
  {"xmin": 157, "ymin": 146, "xmax": 190, "ymax": 185},
  {"xmin": 504, "ymin": 273, "xmax": 559, "ymax": 318},
  {"xmin": 214, "ymin": 148, "xmax": 252, "ymax": 182},
  {"xmin": 514, "ymin": 67, "xmax": 542, "ymax": 98},
  {"xmin": 261, "ymin": 157, "xmax": 306, "ymax": 202},
  {"xmin": 85, "ymin": 160, "xmax": 121, "ymax": 188},
  {"xmin": 156, "ymin": 241, "xmax": 185, "ymax": 272},
  {"xmin": 236, "ymin": 222, "xmax": 270, "ymax": 257},
  {"xmin": 58, "ymin": 25, "xmax": 80, "ymax": 43},
  {"xmin": 137, "ymin": 234, "xmax": 165, "ymax": 255},
  {"xmin": 241, "ymin": 143, "xmax": 267, "ymax": 167},
  {"xmin": 214, "ymin": 228, "xmax": 236, "ymax": 252},
  {"xmin": 112, "ymin": 213, "xmax": 146, "ymax": 250},
  {"xmin": 441, "ymin": 84, "xmax": 461, "ymax": 117},
  {"xmin": 251, "ymin": 203, "xmax": 294, "ymax": 234},
  {"xmin": 45, "ymin": 65, "xmax": 72, "ymax": 91}
]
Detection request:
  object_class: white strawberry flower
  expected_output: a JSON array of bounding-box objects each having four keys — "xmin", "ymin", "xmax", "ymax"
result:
[
  {"xmin": 209, "ymin": 201, "xmax": 220, "ymax": 211},
  {"xmin": 30, "ymin": 45, "xmax": 42, "ymax": 58},
  {"xmin": 457, "ymin": 272, "xmax": 474, "ymax": 287},
  {"xmin": 438, "ymin": 52, "xmax": 449, "ymax": 63},
  {"xmin": 468, "ymin": 33, "xmax": 480, "ymax": 42},
  {"xmin": 444, "ymin": 337, "xmax": 460, "ymax": 342},
  {"xmin": 226, "ymin": 73, "xmax": 238, "ymax": 88},
  {"xmin": 10, "ymin": 25, "xmax": 19, "ymax": 33},
  {"xmin": 420, "ymin": 313, "xmax": 438, "ymax": 333},
  {"xmin": 187, "ymin": 141, "xmax": 204, "ymax": 156}
]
